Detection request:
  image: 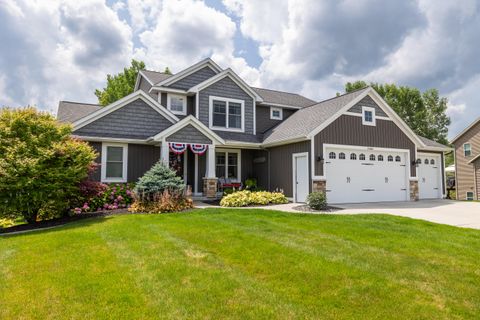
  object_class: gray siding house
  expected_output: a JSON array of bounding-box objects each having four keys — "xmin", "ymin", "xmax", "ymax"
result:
[{"xmin": 57, "ymin": 58, "xmax": 450, "ymax": 203}]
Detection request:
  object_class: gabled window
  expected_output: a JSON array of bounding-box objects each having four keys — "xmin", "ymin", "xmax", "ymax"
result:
[
  {"xmin": 270, "ymin": 107, "xmax": 283, "ymax": 120},
  {"xmin": 101, "ymin": 143, "xmax": 128, "ymax": 183},
  {"xmin": 362, "ymin": 106, "xmax": 376, "ymax": 126},
  {"xmin": 167, "ymin": 94, "xmax": 187, "ymax": 115},
  {"xmin": 209, "ymin": 96, "xmax": 244, "ymax": 132},
  {"xmin": 464, "ymin": 143, "xmax": 472, "ymax": 157}
]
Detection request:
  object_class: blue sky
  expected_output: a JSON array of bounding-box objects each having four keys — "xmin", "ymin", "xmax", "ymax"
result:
[{"xmin": 1, "ymin": 0, "xmax": 480, "ymax": 138}]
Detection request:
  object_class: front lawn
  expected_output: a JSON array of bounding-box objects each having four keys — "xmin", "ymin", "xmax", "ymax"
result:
[{"xmin": 1, "ymin": 209, "xmax": 479, "ymax": 319}]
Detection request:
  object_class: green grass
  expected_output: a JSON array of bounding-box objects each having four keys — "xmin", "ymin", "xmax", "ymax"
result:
[{"xmin": 1, "ymin": 209, "xmax": 480, "ymax": 319}]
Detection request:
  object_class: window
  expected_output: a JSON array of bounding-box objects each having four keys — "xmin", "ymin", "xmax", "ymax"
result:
[
  {"xmin": 270, "ymin": 107, "xmax": 283, "ymax": 120},
  {"xmin": 416, "ymin": 158, "xmax": 421, "ymax": 165},
  {"xmin": 167, "ymin": 94, "xmax": 187, "ymax": 115},
  {"xmin": 101, "ymin": 143, "xmax": 127, "ymax": 183},
  {"xmin": 369, "ymin": 154, "xmax": 376, "ymax": 161},
  {"xmin": 362, "ymin": 106, "xmax": 376, "ymax": 126},
  {"xmin": 216, "ymin": 150, "xmax": 240, "ymax": 181},
  {"xmin": 329, "ymin": 152, "xmax": 336, "ymax": 159},
  {"xmin": 424, "ymin": 158, "xmax": 429, "ymax": 165},
  {"xmin": 430, "ymin": 159, "xmax": 435, "ymax": 165},
  {"xmin": 466, "ymin": 192, "xmax": 474, "ymax": 201},
  {"xmin": 359, "ymin": 153, "xmax": 366, "ymax": 160},
  {"xmin": 388, "ymin": 155, "xmax": 393, "ymax": 162},
  {"xmin": 378, "ymin": 155, "xmax": 384, "ymax": 161},
  {"xmin": 395, "ymin": 156, "xmax": 401, "ymax": 162},
  {"xmin": 350, "ymin": 153, "xmax": 357, "ymax": 160},
  {"xmin": 339, "ymin": 152, "xmax": 346, "ymax": 159},
  {"xmin": 209, "ymin": 96, "xmax": 244, "ymax": 132},
  {"xmin": 464, "ymin": 143, "xmax": 472, "ymax": 157}
]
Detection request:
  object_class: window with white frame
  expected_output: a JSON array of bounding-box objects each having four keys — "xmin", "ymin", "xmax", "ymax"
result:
[
  {"xmin": 101, "ymin": 143, "xmax": 128, "ymax": 183},
  {"xmin": 464, "ymin": 143, "xmax": 472, "ymax": 157},
  {"xmin": 362, "ymin": 106, "xmax": 376, "ymax": 126},
  {"xmin": 209, "ymin": 96, "xmax": 244, "ymax": 132},
  {"xmin": 270, "ymin": 107, "xmax": 283, "ymax": 120},
  {"xmin": 466, "ymin": 192, "xmax": 474, "ymax": 201},
  {"xmin": 215, "ymin": 150, "xmax": 240, "ymax": 181},
  {"xmin": 167, "ymin": 94, "xmax": 187, "ymax": 115}
]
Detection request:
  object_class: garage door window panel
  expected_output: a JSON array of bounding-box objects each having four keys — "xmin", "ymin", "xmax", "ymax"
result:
[
  {"xmin": 378, "ymin": 155, "xmax": 384, "ymax": 161},
  {"xmin": 350, "ymin": 153, "xmax": 357, "ymax": 160},
  {"xmin": 329, "ymin": 152, "xmax": 336, "ymax": 159},
  {"xmin": 359, "ymin": 153, "xmax": 365, "ymax": 160}
]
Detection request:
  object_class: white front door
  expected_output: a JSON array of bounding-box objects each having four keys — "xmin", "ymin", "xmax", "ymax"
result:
[
  {"xmin": 418, "ymin": 153, "xmax": 442, "ymax": 199},
  {"xmin": 293, "ymin": 153, "xmax": 309, "ymax": 203}
]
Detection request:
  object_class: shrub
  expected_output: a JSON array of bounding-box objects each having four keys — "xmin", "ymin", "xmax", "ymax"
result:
[
  {"xmin": 220, "ymin": 190, "xmax": 288, "ymax": 207},
  {"xmin": 129, "ymin": 190, "xmax": 193, "ymax": 214},
  {"xmin": 134, "ymin": 161, "xmax": 185, "ymax": 201},
  {"xmin": 306, "ymin": 192, "xmax": 327, "ymax": 210},
  {"xmin": 244, "ymin": 178, "xmax": 257, "ymax": 190},
  {"xmin": 72, "ymin": 183, "xmax": 135, "ymax": 214},
  {"xmin": 0, "ymin": 107, "xmax": 97, "ymax": 223}
]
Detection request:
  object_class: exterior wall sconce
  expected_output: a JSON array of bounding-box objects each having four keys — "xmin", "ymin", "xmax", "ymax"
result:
[{"xmin": 317, "ymin": 155, "xmax": 324, "ymax": 162}]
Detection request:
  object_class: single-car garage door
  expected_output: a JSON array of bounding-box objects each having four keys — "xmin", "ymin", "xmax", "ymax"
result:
[
  {"xmin": 325, "ymin": 146, "xmax": 409, "ymax": 204},
  {"xmin": 417, "ymin": 153, "xmax": 442, "ymax": 199}
]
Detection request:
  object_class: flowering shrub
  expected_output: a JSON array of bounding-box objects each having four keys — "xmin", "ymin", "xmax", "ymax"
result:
[
  {"xmin": 129, "ymin": 189, "xmax": 193, "ymax": 214},
  {"xmin": 72, "ymin": 183, "xmax": 135, "ymax": 214},
  {"xmin": 220, "ymin": 190, "xmax": 288, "ymax": 207}
]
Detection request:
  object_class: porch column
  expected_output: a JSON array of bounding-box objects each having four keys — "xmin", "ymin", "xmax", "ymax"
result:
[
  {"xmin": 160, "ymin": 138, "xmax": 169, "ymax": 165},
  {"xmin": 203, "ymin": 144, "xmax": 218, "ymax": 198}
]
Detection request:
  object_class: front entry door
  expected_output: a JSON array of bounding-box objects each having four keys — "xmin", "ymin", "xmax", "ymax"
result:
[{"xmin": 293, "ymin": 153, "xmax": 309, "ymax": 203}]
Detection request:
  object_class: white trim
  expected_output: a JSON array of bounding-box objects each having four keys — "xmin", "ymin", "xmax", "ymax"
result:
[
  {"xmin": 463, "ymin": 143, "xmax": 472, "ymax": 157},
  {"xmin": 183, "ymin": 150, "xmax": 188, "ymax": 182},
  {"xmin": 215, "ymin": 148, "xmax": 242, "ymax": 182},
  {"xmin": 262, "ymin": 136, "xmax": 309, "ymax": 148},
  {"xmin": 188, "ymin": 69, "xmax": 263, "ymax": 102},
  {"xmin": 466, "ymin": 191, "xmax": 474, "ymax": 201},
  {"xmin": 450, "ymin": 116, "xmax": 480, "ymax": 144},
  {"xmin": 194, "ymin": 154, "xmax": 199, "ymax": 194},
  {"xmin": 362, "ymin": 106, "xmax": 376, "ymax": 126},
  {"xmin": 195, "ymin": 93, "xmax": 200, "ymax": 119},
  {"xmin": 258, "ymin": 102, "xmax": 304, "ymax": 109},
  {"xmin": 101, "ymin": 143, "xmax": 128, "ymax": 183},
  {"xmin": 167, "ymin": 93, "xmax": 187, "ymax": 116},
  {"xmin": 223, "ymin": 141, "xmax": 262, "ymax": 149},
  {"xmin": 270, "ymin": 107, "xmax": 283, "ymax": 120},
  {"xmin": 418, "ymin": 151, "xmax": 444, "ymax": 198},
  {"xmin": 153, "ymin": 58, "xmax": 223, "ymax": 88},
  {"xmin": 292, "ymin": 152, "xmax": 309, "ymax": 203},
  {"xmin": 151, "ymin": 115, "xmax": 225, "ymax": 145},
  {"xmin": 343, "ymin": 111, "xmax": 392, "ymax": 121},
  {"xmin": 134, "ymin": 70, "xmax": 154, "ymax": 91},
  {"xmin": 151, "ymin": 87, "xmax": 189, "ymax": 95},
  {"xmin": 72, "ymin": 90, "xmax": 179, "ymax": 130},
  {"xmin": 208, "ymin": 95, "xmax": 245, "ymax": 133},
  {"xmin": 253, "ymin": 98, "xmax": 257, "ymax": 135},
  {"xmin": 73, "ymin": 136, "xmax": 151, "ymax": 145}
]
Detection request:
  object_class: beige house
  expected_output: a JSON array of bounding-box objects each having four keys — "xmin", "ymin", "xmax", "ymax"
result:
[{"xmin": 451, "ymin": 117, "xmax": 480, "ymax": 200}]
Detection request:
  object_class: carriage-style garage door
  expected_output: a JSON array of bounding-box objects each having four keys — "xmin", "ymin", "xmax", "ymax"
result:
[
  {"xmin": 325, "ymin": 146, "xmax": 409, "ymax": 204},
  {"xmin": 417, "ymin": 153, "xmax": 442, "ymax": 199}
]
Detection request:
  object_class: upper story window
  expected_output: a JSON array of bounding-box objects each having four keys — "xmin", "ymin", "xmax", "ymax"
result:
[
  {"xmin": 167, "ymin": 94, "xmax": 187, "ymax": 115},
  {"xmin": 101, "ymin": 143, "xmax": 128, "ymax": 183},
  {"xmin": 270, "ymin": 107, "xmax": 283, "ymax": 120},
  {"xmin": 362, "ymin": 106, "xmax": 376, "ymax": 126},
  {"xmin": 209, "ymin": 96, "xmax": 244, "ymax": 132},
  {"xmin": 464, "ymin": 143, "xmax": 472, "ymax": 157}
]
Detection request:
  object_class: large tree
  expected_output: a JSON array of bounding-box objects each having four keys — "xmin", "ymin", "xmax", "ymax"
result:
[
  {"xmin": 95, "ymin": 59, "xmax": 146, "ymax": 106},
  {"xmin": 345, "ymin": 81, "xmax": 450, "ymax": 145}
]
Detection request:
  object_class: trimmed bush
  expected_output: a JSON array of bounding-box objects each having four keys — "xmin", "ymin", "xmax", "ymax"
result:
[
  {"xmin": 129, "ymin": 190, "xmax": 193, "ymax": 214},
  {"xmin": 220, "ymin": 190, "xmax": 288, "ymax": 207},
  {"xmin": 306, "ymin": 192, "xmax": 327, "ymax": 210},
  {"xmin": 134, "ymin": 161, "xmax": 185, "ymax": 201}
]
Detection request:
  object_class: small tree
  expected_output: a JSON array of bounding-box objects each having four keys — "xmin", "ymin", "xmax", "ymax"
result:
[
  {"xmin": 134, "ymin": 161, "xmax": 185, "ymax": 201},
  {"xmin": 0, "ymin": 108, "xmax": 97, "ymax": 223}
]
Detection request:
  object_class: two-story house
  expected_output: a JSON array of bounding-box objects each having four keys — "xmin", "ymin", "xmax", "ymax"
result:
[{"xmin": 57, "ymin": 58, "xmax": 450, "ymax": 203}]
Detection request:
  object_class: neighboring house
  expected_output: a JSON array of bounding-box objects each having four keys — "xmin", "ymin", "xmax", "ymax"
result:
[
  {"xmin": 450, "ymin": 118, "xmax": 480, "ymax": 200},
  {"xmin": 57, "ymin": 58, "xmax": 450, "ymax": 203}
]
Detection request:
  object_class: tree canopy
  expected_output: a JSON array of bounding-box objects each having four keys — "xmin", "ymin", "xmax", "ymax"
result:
[{"xmin": 345, "ymin": 81, "xmax": 450, "ymax": 145}]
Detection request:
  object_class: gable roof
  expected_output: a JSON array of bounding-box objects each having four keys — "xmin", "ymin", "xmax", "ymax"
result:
[
  {"xmin": 262, "ymin": 87, "xmax": 370, "ymax": 146},
  {"xmin": 57, "ymin": 101, "xmax": 102, "ymax": 123},
  {"xmin": 450, "ymin": 117, "xmax": 480, "ymax": 144},
  {"xmin": 418, "ymin": 136, "xmax": 450, "ymax": 150},
  {"xmin": 253, "ymin": 87, "xmax": 316, "ymax": 108},
  {"xmin": 140, "ymin": 70, "xmax": 172, "ymax": 85},
  {"xmin": 72, "ymin": 90, "xmax": 179, "ymax": 131}
]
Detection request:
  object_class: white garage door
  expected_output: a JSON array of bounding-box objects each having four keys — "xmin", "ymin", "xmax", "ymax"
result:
[
  {"xmin": 325, "ymin": 147, "xmax": 409, "ymax": 204},
  {"xmin": 417, "ymin": 153, "xmax": 442, "ymax": 199}
]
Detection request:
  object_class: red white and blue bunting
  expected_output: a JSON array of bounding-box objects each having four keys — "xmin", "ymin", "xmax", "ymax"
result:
[
  {"xmin": 189, "ymin": 144, "xmax": 208, "ymax": 155},
  {"xmin": 169, "ymin": 143, "xmax": 187, "ymax": 154}
]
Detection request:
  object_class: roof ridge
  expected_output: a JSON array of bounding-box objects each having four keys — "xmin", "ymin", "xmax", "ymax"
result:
[
  {"xmin": 142, "ymin": 69, "xmax": 171, "ymax": 75},
  {"xmin": 59, "ymin": 100, "xmax": 101, "ymax": 106},
  {"xmin": 300, "ymin": 86, "xmax": 370, "ymax": 111},
  {"xmin": 252, "ymin": 86, "xmax": 314, "ymax": 98}
]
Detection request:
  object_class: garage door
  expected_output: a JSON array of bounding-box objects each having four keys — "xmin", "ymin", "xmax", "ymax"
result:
[
  {"xmin": 325, "ymin": 147, "xmax": 409, "ymax": 204},
  {"xmin": 417, "ymin": 153, "xmax": 442, "ymax": 199}
]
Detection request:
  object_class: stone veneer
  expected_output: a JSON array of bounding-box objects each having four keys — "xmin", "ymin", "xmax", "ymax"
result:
[
  {"xmin": 312, "ymin": 180, "xmax": 326, "ymax": 194},
  {"xmin": 410, "ymin": 180, "xmax": 419, "ymax": 201},
  {"xmin": 203, "ymin": 178, "xmax": 218, "ymax": 198}
]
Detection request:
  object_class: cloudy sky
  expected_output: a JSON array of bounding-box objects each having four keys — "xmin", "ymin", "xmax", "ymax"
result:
[{"xmin": 1, "ymin": 0, "xmax": 479, "ymax": 138}]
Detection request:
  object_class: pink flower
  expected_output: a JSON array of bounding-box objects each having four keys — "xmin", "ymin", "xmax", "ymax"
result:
[
  {"xmin": 97, "ymin": 208, "xmax": 101, "ymax": 212},
  {"xmin": 117, "ymin": 195, "xmax": 124, "ymax": 202},
  {"xmin": 103, "ymin": 203, "xmax": 109, "ymax": 209}
]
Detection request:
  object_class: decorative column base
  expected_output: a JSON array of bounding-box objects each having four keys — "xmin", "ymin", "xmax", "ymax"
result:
[
  {"xmin": 410, "ymin": 180, "xmax": 419, "ymax": 201},
  {"xmin": 312, "ymin": 180, "xmax": 326, "ymax": 194},
  {"xmin": 203, "ymin": 178, "xmax": 218, "ymax": 198}
]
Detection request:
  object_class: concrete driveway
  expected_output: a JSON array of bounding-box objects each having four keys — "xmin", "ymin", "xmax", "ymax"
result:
[{"xmin": 337, "ymin": 200, "xmax": 480, "ymax": 229}]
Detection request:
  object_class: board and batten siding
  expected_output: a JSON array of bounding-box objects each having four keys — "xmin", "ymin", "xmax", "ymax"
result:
[
  {"xmin": 168, "ymin": 66, "xmax": 217, "ymax": 90},
  {"xmin": 267, "ymin": 141, "xmax": 311, "ymax": 198},
  {"xmin": 256, "ymin": 105, "xmax": 296, "ymax": 133},
  {"xmin": 453, "ymin": 121, "xmax": 480, "ymax": 200},
  {"xmin": 88, "ymin": 141, "xmax": 102, "ymax": 182},
  {"xmin": 348, "ymin": 95, "xmax": 388, "ymax": 117},
  {"xmin": 314, "ymin": 115, "xmax": 417, "ymax": 177},
  {"xmin": 198, "ymin": 76, "xmax": 255, "ymax": 135},
  {"xmin": 74, "ymin": 99, "xmax": 172, "ymax": 140}
]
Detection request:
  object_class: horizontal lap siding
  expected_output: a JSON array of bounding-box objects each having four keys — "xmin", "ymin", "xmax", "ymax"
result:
[
  {"xmin": 314, "ymin": 115, "xmax": 417, "ymax": 177},
  {"xmin": 267, "ymin": 141, "xmax": 310, "ymax": 197},
  {"xmin": 453, "ymin": 122, "xmax": 480, "ymax": 200},
  {"xmin": 166, "ymin": 124, "xmax": 212, "ymax": 144},
  {"xmin": 168, "ymin": 67, "xmax": 217, "ymax": 90}
]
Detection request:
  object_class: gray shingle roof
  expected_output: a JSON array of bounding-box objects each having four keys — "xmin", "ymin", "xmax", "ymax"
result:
[
  {"xmin": 252, "ymin": 87, "xmax": 316, "ymax": 108},
  {"xmin": 57, "ymin": 101, "xmax": 102, "ymax": 123},
  {"xmin": 418, "ymin": 135, "xmax": 448, "ymax": 149},
  {"xmin": 141, "ymin": 70, "xmax": 172, "ymax": 85},
  {"xmin": 262, "ymin": 87, "xmax": 370, "ymax": 145}
]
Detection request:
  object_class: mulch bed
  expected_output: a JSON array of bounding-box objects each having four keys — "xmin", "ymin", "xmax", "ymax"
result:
[
  {"xmin": 0, "ymin": 209, "xmax": 129, "ymax": 235},
  {"xmin": 292, "ymin": 205, "xmax": 342, "ymax": 213}
]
